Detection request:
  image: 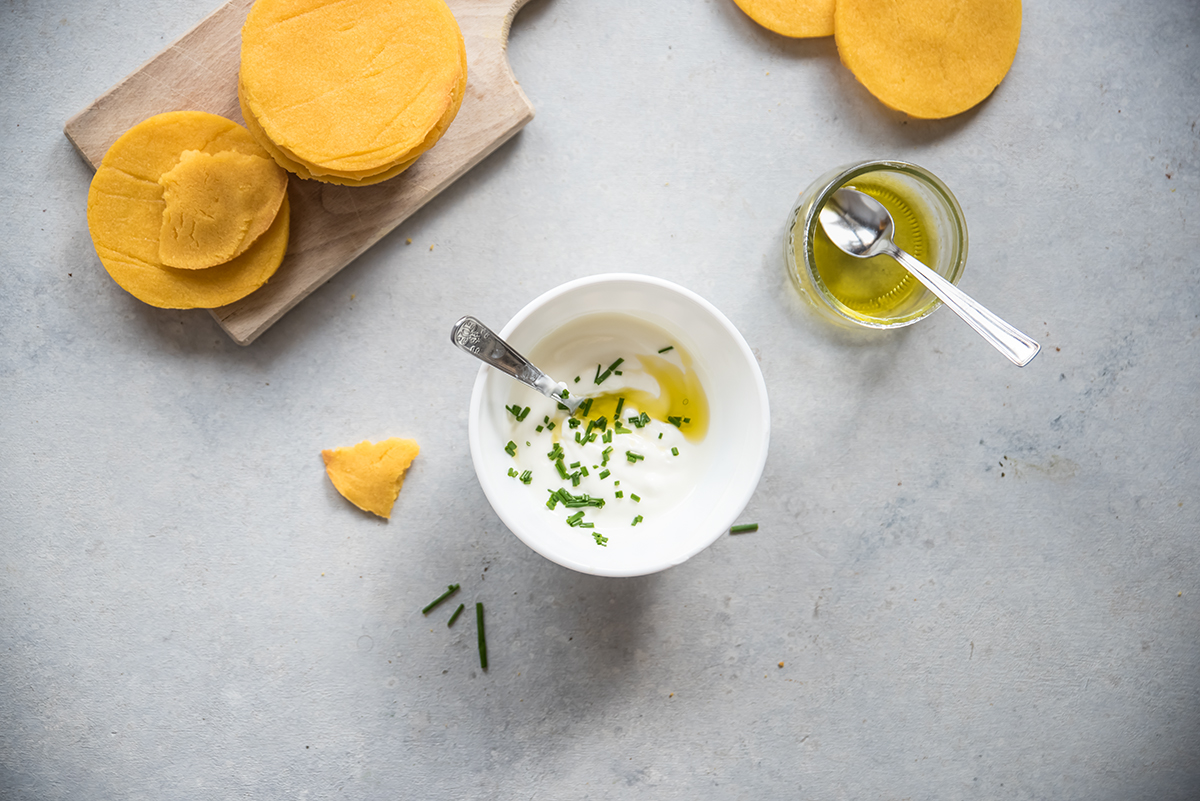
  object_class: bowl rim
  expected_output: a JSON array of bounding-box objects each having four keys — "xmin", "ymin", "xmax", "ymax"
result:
[{"xmin": 467, "ymin": 273, "xmax": 771, "ymax": 577}]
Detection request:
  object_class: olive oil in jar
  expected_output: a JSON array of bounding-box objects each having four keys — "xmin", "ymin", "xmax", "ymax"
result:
[{"xmin": 810, "ymin": 178, "xmax": 930, "ymax": 320}]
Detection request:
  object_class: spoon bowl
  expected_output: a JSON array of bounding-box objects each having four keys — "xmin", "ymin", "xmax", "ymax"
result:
[{"xmin": 819, "ymin": 186, "xmax": 898, "ymax": 259}]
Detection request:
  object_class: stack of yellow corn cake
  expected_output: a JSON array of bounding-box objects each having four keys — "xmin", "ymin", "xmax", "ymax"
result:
[
  {"xmin": 238, "ymin": 0, "xmax": 468, "ymax": 186},
  {"xmin": 86, "ymin": 111, "xmax": 290, "ymax": 309}
]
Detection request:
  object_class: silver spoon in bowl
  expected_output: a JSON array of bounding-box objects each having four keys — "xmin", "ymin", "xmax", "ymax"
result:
[
  {"xmin": 451, "ymin": 316, "xmax": 585, "ymax": 414},
  {"xmin": 819, "ymin": 187, "xmax": 1040, "ymax": 367}
]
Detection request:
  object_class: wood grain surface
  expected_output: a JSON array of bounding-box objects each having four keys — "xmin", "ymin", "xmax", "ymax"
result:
[{"xmin": 64, "ymin": 0, "xmax": 535, "ymax": 345}]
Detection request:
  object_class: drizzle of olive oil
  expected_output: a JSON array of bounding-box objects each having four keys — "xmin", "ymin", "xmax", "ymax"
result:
[
  {"xmin": 811, "ymin": 179, "xmax": 929, "ymax": 319},
  {"xmin": 576, "ymin": 351, "xmax": 709, "ymax": 444}
]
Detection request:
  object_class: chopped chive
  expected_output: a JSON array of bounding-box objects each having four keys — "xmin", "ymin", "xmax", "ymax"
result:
[
  {"xmin": 536, "ymin": 425, "xmax": 544, "ymax": 432},
  {"xmin": 422, "ymin": 584, "xmax": 460, "ymax": 614},
  {"xmin": 683, "ymin": 417, "xmax": 691, "ymax": 424},
  {"xmin": 508, "ymin": 468, "xmax": 518, "ymax": 477},
  {"xmin": 574, "ymin": 376, "xmax": 580, "ymax": 383},
  {"xmin": 580, "ymin": 466, "xmax": 590, "ymax": 477},
  {"xmin": 603, "ymin": 430, "xmax": 613, "ymax": 443},
  {"xmin": 520, "ymin": 470, "xmax": 533, "ymax": 485},
  {"xmin": 613, "ymin": 480, "xmax": 620, "ymax": 486},
  {"xmin": 631, "ymin": 494, "xmax": 641, "ymax": 503},
  {"xmin": 592, "ymin": 532, "xmax": 609, "ymax": 547},
  {"xmin": 579, "ymin": 398, "xmax": 594, "ymax": 417},
  {"xmin": 526, "ymin": 441, "xmax": 531, "ymax": 446},
  {"xmin": 566, "ymin": 511, "xmax": 585, "ymax": 527},
  {"xmin": 555, "ymin": 459, "xmax": 569, "ymax": 479},
  {"xmin": 730, "ymin": 523, "xmax": 759, "ymax": 534},
  {"xmin": 626, "ymin": 451, "xmax": 644, "ymax": 463},
  {"xmin": 447, "ymin": 603, "xmax": 465, "ymax": 627},
  {"xmin": 504, "ymin": 441, "xmax": 517, "ymax": 456},
  {"xmin": 594, "ymin": 363, "xmax": 602, "ymax": 383},
  {"xmin": 671, "ymin": 447, "xmax": 679, "ymax": 456},
  {"xmin": 658, "ymin": 345, "xmax": 674, "ymax": 353},
  {"xmin": 640, "ymin": 412, "xmax": 650, "ymax": 427},
  {"xmin": 571, "ymin": 473, "xmax": 581, "ymax": 487},
  {"xmin": 547, "ymin": 422, "xmax": 556, "ymax": 431},
  {"xmin": 552, "ymin": 488, "xmax": 605, "ymax": 508},
  {"xmin": 595, "ymin": 358, "xmax": 624, "ymax": 385},
  {"xmin": 543, "ymin": 416, "xmax": 550, "ymax": 424},
  {"xmin": 579, "ymin": 522, "xmax": 594, "ymax": 528},
  {"xmin": 560, "ymin": 389, "xmax": 570, "ymax": 399},
  {"xmin": 598, "ymin": 469, "xmax": 611, "ymax": 480},
  {"xmin": 519, "ymin": 406, "xmax": 531, "ymax": 421},
  {"xmin": 601, "ymin": 446, "xmax": 613, "ymax": 466},
  {"xmin": 568, "ymin": 418, "xmax": 581, "ymax": 429},
  {"xmin": 658, "ymin": 432, "xmax": 664, "ymax": 439},
  {"xmin": 667, "ymin": 416, "xmax": 683, "ymax": 428},
  {"xmin": 476, "ymin": 602, "xmax": 487, "ymax": 669},
  {"xmin": 547, "ymin": 443, "xmax": 564, "ymax": 461},
  {"xmin": 632, "ymin": 515, "xmax": 643, "ymax": 526},
  {"xmin": 614, "ymin": 397, "xmax": 625, "ymax": 418},
  {"xmin": 569, "ymin": 461, "xmax": 581, "ymax": 469},
  {"xmin": 615, "ymin": 491, "xmax": 624, "ymax": 499}
]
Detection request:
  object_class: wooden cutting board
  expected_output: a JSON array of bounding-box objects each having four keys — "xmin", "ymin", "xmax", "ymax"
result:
[{"xmin": 65, "ymin": 0, "xmax": 535, "ymax": 345}]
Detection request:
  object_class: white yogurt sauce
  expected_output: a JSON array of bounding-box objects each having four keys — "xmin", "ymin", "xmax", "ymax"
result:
[{"xmin": 502, "ymin": 313, "xmax": 712, "ymax": 546}]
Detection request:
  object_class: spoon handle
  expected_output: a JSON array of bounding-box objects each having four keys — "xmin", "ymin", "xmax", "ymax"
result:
[
  {"xmin": 451, "ymin": 316, "xmax": 577, "ymax": 408},
  {"xmin": 887, "ymin": 247, "xmax": 1041, "ymax": 367}
]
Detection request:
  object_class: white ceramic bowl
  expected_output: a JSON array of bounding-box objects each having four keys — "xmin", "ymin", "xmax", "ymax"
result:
[{"xmin": 468, "ymin": 274, "xmax": 770, "ymax": 577}]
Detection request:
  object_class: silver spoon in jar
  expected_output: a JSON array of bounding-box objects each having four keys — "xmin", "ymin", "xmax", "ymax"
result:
[
  {"xmin": 819, "ymin": 187, "xmax": 1040, "ymax": 367},
  {"xmin": 451, "ymin": 316, "xmax": 585, "ymax": 414}
]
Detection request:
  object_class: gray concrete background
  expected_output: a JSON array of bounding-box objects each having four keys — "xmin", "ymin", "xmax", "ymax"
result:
[{"xmin": 2, "ymin": 0, "xmax": 1198, "ymax": 798}]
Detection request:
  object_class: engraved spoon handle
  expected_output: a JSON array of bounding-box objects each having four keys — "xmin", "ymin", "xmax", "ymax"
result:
[{"xmin": 451, "ymin": 316, "xmax": 581, "ymax": 411}]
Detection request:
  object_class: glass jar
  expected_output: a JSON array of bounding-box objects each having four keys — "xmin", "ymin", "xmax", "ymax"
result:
[{"xmin": 785, "ymin": 160, "xmax": 968, "ymax": 329}]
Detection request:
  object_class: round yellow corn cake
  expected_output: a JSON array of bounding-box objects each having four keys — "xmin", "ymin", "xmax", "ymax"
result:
[
  {"xmin": 86, "ymin": 111, "xmax": 290, "ymax": 308},
  {"xmin": 732, "ymin": 0, "xmax": 835, "ymax": 39},
  {"xmin": 158, "ymin": 149, "xmax": 287, "ymax": 269},
  {"xmin": 835, "ymin": 0, "xmax": 1022, "ymax": 119},
  {"xmin": 240, "ymin": 0, "xmax": 467, "ymax": 175}
]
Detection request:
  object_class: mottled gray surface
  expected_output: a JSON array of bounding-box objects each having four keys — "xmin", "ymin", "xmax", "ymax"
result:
[{"xmin": 2, "ymin": 0, "xmax": 1198, "ymax": 798}]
